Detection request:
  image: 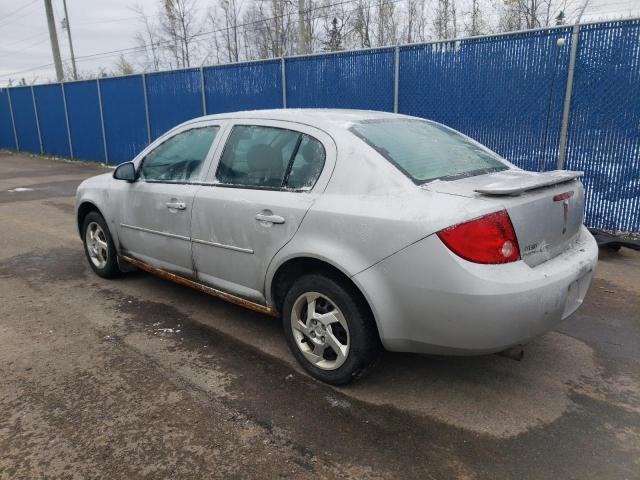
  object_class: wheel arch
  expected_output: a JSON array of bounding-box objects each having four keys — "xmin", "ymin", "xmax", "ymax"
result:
[
  {"xmin": 77, "ymin": 201, "xmax": 104, "ymax": 237},
  {"xmin": 268, "ymin": 256, "xmax": 382, "ymax": 341}
]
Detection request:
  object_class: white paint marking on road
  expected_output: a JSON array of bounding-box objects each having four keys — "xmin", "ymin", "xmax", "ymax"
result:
[{"xmin": 8, "ymin": 187, "xmax": 34, "ymax": 192}]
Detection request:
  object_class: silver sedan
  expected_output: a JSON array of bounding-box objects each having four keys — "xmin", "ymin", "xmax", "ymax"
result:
[{"xmin": 75, "ymin": 109, "xmax": 598, "ymax": 384}]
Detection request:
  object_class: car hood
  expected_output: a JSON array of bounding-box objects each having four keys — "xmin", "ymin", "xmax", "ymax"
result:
[{"xmin": 77, "ymin": 172, "xmax": 113, "ymax": 192}]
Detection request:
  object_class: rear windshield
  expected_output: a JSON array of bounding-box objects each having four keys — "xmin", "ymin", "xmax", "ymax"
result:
[{"xmin": 350, "ymin": 119, "xmax": 508, "ymax": 184}]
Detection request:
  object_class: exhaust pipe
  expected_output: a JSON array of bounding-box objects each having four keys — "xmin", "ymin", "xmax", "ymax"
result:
[{"xmin": 497, "ymin": 345, "xmax": 524, "ymax": 361}]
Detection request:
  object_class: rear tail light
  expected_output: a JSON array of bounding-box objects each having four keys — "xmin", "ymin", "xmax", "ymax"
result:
[{"xmin": 436, "ymin": 210, "xmax": 520, "ymax": 264}]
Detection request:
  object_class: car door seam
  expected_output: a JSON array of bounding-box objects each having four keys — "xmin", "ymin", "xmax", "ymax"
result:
[
  {"xmin": 191, "ymin": 238, "xmax": 254, "ymax": 254},
  {"xmin": 261, "ymin": 196, "xmax": 319, "ymax": 302},
  {"xmin": 120, "ymin": 223, "xmax": 191, "ymax": 241}
]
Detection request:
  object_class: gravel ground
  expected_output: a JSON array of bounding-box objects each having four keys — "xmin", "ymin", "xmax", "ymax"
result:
[{"xmin": 0, "ymin": 152, "xmax": 639, "ymax": 479}]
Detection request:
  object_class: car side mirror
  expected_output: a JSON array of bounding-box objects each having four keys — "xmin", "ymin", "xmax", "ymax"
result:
[{"xmin": 113, "ymin": 162, "xmax": 137, "ymax": 182}]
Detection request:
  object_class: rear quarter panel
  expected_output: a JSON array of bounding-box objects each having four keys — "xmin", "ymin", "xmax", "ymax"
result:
[{"xmin": 264, "ymin": 130, "xmax": 501, "ymax": 304}]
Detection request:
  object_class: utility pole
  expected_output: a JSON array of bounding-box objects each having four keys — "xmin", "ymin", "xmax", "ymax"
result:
[
  {"xmin": 297, "ymin": 0, "xmax": 307, "ymax": 54},
  {"xmin": 62, "ymin": 0, "xmax": 77, "ymax": 80},
  {"xmin": 44, "ymin": 0, "xmax": 64, "ymax": 82}
]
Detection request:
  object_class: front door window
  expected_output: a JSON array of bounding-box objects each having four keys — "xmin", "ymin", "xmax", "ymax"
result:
[{"xmin": 140, "ymin": 126, "xmax": 219, "ymax": 183}]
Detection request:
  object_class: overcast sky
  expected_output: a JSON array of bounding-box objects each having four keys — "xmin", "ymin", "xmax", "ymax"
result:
[{"xmin": 0, "ymin": 0, "xmax": 638, "ymax": 87}]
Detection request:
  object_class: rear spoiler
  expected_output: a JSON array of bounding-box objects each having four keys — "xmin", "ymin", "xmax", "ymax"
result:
[{"xmin": 474, "ymin": 170, "xmax": 583, "ymax": 196}]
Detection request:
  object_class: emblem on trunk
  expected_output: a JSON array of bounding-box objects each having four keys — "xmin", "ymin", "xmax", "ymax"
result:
[
  {"xmin": 523, "ymin": 241, "xmax": 549, "ymax": 256},
  {"xmin": 553, "ymin": 191, "xmax": 574, "ymax": 235}
]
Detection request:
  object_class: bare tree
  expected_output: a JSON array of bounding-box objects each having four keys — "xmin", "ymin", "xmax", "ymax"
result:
[
  {"xmin": 375, "ymin": 0, "xmax": 399, "ymax": 46},
  {"xmin": 131, "ymin": 4, "xmax": 163, "ymax": 71},
  {"xmin": 404, "ymin": 0, "xmax": 427, "ymax": 43},
  {"xmin": 297, "ymin": 0, "xmax": 314, "ymax": 54},
  {"xmin": 209, "ymin": 0, "xmax": 243, "ymax": 63},
  {"xmin": 433, "ymin": 0, "xmax": 453, "ymax": 38},
  {"xmin": 114, "ymin": 55, "xmax": 136, "ymax": 75},
  {"xmin": 465, "ymin": 0, "xmax": 488, "ymax": 36},
  {"xmin": 450, "ymin": 0, "xmax": 458, "ymax": 37},
  {"xmin": 303, "ymin": 0, "xmax": 324, "ymax": 52},
  {"xmin": 159, "ymin": 0, "xmax": 203, "ymax": 68},
  {"xmin": 242, "ymin": 0, "xmax": 297, "ymax": 58},
  {"xmin": 496, "ymin": 0, "xmax": 587, "ymax": 31},
  {"xmin": 353, "ymin": 0, "xmax": 373, "ymax": 48}
]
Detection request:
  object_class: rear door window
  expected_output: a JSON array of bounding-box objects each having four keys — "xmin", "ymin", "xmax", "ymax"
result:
[
  {"xmin": 350, "ymin": 119, "xmax": 508, "ymax": 184},
  {"xmin": 216, "ymin": 125, "xmax": 325, "ymax": 190},
  {"xmin": 286, "ymin": 135, "xmax": 326, "ymax": 190}
]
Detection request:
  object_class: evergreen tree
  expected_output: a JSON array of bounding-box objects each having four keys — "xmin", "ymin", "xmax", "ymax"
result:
[{"xmin": 323, "ymin": 18, "xmax": 343, "ymax": 52}]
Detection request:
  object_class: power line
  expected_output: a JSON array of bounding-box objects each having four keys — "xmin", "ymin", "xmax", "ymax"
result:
[
  {"xmin": 0, "ymin": 36, "xmax": 49, "ymax": 59},
  {"xmin": 0, "ymin": 0, "xmax": 39, "ymax": 27},
  {"xmin": 4, "ymin": 0, "xmax": 633, "ymax": 82},
  {"xmin": 0, "ymin": 31, "xmax": 49, "ymax": 50},
  {"xmin": 0, "ymin": 0, "xmax": 38, "ymax": 21},
  {"xmin": 57, "ymin": 0, "xmax": 402, "ymax": 66},
  {"xmin": 71, "ymin": 5, "xmax": 210, "ymax": 28},
  {"xmin": 0, "ymin": 0, "xmax": 381, "ymax": 79}
]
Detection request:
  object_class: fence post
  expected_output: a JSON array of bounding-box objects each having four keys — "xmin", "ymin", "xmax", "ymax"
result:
[
  {"xmin": 281, "ymin": 57, "xmax": 287, "ymax": 108},
  {"xmin": 200, "ymin": 66, "xmax": 207, "ymax": 115},
  {"xmin": 61, "ymin": 83, "xmax": 74, "ymax": 158},
  {"xmin": 142, "ymin": 73, "xmax": 151, "ymax": 144},
  {"xmin": 30, "ymin": 85, "xmax": 43, "ymax": 154},
  {"xmin": 393, "ymin": 46, "xmax": 401, "ymax": 113},
  {"xmin": 7, "ymin": 89, "xmax": 19, "ymax": 151},
  {"xmin": 557, "ymin": 25, "xmax": 580, "ymax": 170},
  {"xmin": 96, "ymin": 78, "xmax": 109, "ymax": 165}
]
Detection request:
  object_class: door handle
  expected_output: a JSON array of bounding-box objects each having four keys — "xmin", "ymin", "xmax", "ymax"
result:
[
  {"xmin": 166, "ymin": 201, "xmax": 186, "ymax": 210},
  {"xmin": 255, "ymin": 212, "xmax": 285, "ymax": 224}
]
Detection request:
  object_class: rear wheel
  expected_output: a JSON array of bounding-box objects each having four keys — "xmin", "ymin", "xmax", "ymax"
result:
[
  {"xmin": 282, "ymin": 274, "xmax": 379, "ymax": 385},
  {"xmin": 82, "ymin": 211, "xmax": 121, "ymax": 278}
]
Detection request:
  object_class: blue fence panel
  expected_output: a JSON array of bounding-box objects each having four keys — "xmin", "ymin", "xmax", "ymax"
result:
[
  {"xmin": 65, "ymin": 80, "xmax": 105, "ymax": 162},
  {"xmin": 0, "ymin": 19, "xmax": 638, "ymax": 231},
  {"xmin": 9, "ymin": 86, "xmax": 40, "ymax": 153},
  {"xmin": 0, "ymin": 89, "xmax": 16, "ymax": 150},
  {"xmin": 147, "ymin": 69, "xmax": 203, "ymax": 139},
  {"xmin": 33, "ymin": 84, "xmax": 70, "ymax": 157},
  {"xmin": 286, "ymin": 49, "xmax": 395, "ymax": 111},
  {"xmin": 399, "ymin": 29, "xmax": 573, "ymax": 171},
  {"xmin": 100, "ymin": 75, "xmax": 148, "ymax": 164},
  {"xmin": 565, "ymin": 21, "xmax": 640, "ymax": 232},
  {"xmin": 204, "ymin": 60, "xmax": 282, "ymax": 113}
]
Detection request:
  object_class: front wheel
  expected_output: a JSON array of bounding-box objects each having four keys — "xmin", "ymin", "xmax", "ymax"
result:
[
  {"xmin": 82, "ymin": 211, "xmax": 122, "ymax": 278},
  {"xmin": 282, "ymin": 274, "xmax": 380, "ymax": 385}
]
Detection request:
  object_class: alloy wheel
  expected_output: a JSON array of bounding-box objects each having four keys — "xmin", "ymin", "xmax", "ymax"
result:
[
  {"xmin": 290, "ymin": 292, "xmax": 350, "ymax": 370},
  {"xmin": 85, "ymin": 221, "xmax": 108, "ymax": 269}
]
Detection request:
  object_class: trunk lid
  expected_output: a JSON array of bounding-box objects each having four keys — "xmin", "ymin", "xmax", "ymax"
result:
[{"xmin": 423, "ymin": 169, "xmax": 585, "ymax": 267}]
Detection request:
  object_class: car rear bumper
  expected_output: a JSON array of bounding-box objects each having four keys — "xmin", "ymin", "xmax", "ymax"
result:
[{"xmin": 352, "ymin": 225, "xmax": 598, "ymax": 355}]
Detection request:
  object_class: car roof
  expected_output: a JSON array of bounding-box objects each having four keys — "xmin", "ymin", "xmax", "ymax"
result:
[{"xmin": 184, "ymin": 108, "xmax": 413, "ymax": 132}]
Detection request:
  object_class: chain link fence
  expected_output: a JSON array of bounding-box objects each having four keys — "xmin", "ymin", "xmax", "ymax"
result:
[{"xmin": 0, "ymin": 18, "xmax": 638, "ymax": 232}]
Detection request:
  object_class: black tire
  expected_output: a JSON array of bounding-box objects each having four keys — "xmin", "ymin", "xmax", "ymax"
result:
[
  {"xmin": 282, "ymin": 273, "xmax": 380, "ymax": 385},
  {"xmin": 82, "ymin": 211, "xmax": 122, "ymax": 279}
]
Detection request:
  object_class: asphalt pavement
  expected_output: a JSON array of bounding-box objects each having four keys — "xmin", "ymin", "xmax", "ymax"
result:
[{"xmin": 0, "ymin": 152, "xmax": 638, "ymax": 479}]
